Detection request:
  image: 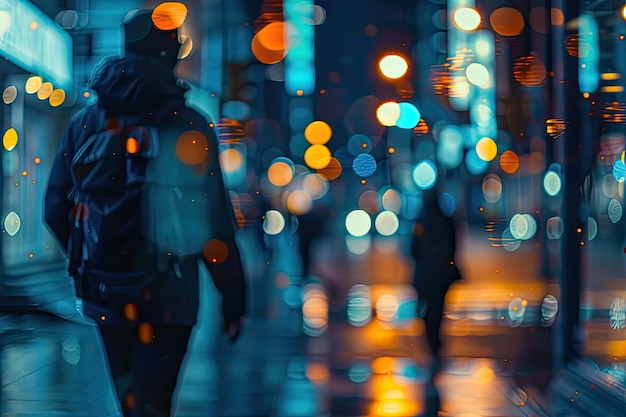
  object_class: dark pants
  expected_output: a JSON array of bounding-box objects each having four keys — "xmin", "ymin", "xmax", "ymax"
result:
[
  {"xmin": 417, "ymin": 282, "xmax": 451, "ymax": 357},
  {"xmin": 99, "ymin": 324, "xmax": 193, "ymax": 417}
]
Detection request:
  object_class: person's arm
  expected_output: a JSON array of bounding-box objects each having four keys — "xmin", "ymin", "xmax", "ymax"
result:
[
  {"xmin": 44, "ymin": 112, "xmax": 83, "ymax": 250},
  {"xmin": 200, "ymin": 122, "xmax": 247, "ymax": 341}
]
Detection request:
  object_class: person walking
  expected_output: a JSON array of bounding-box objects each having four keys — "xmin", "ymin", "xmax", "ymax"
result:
[
  {"xmin": 410, "ymin": 188, "xmax": 462, "ymax": 374},
  {"xmin": 44, "ymin": 8, "xmax": 246, "ymax": 417}
]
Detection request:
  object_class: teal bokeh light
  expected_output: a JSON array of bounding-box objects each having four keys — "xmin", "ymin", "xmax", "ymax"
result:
[
  {"xmin": 412, "ymin": 160, "xmax": 438, "ymax": 190},
  {"xmin": 396, "ymin": 102, "xmax": 421, "ymax": 129}
]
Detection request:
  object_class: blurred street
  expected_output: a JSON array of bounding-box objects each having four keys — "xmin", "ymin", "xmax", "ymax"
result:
[{"xmin": 5, "ymin": 224, "xmax": 626, "ymax": 416}]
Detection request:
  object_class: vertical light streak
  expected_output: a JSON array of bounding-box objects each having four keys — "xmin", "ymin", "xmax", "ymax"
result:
[{"xmin": 284, "ymin": 0, "xmax": 315, "ymax": 96}]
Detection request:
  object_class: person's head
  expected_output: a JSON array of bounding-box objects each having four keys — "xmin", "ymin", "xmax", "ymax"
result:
[{"xmin": 122, "ymin": 9, "xmax": 181, "ymax": 66}]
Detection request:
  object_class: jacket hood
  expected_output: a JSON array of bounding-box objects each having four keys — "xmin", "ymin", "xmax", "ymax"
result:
[{"xmin": 88, "ymin": 53, "xmax": 187, "ymax": 115}]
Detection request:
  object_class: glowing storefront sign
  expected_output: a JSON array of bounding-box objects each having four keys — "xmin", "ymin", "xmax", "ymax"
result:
[
  {"xmin": 284, "ymin": 0, "xmax": 315, "ymax": 96},
  {"xmin": 0, "ymin": 0, "xmax": 72, "ymax": 88}
]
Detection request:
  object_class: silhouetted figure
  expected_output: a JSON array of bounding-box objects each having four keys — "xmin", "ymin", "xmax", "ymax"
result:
[
  {"xmin": 296, "ymin": 203, "xmax": 329, "ymax": 281},
  {"xmin": 44, "ymin": 9, "xmax": 246, "ymax": 417},
  {"xmin": 410, "ymin": 189, "xmax": 462, "ymax": 377}
]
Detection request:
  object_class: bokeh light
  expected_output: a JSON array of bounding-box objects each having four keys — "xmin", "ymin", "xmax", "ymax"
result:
[
  {"xmin": 490, "ymin": 7, "xmax": 525, "ymax": 37},
  {"xmin": 3, "ymin": 211, "xmax": 20, "ymax": 236},
  {"xmin": 251, "ymin": 22, "xmax": 288, "ymax": 64},
  {"xmin": 2, "ymin": 85, "xmax": 17, "ymax": 104},
  {"xmin": 375, "ymin": 294, "xmax": 399, "ymax": 322},
  {"xmin": 453, "ymin": 7, "xmax": 481, "ymax": 31},
  {"xmin": 482, "ymin": 174, "xmax": 502, "ymax": 203},
  {"xmin": 352, "ymin": 153, "xmax": 377, "ymax": 177},
  {"xmin": 412, "ymin": 160, "xmax": 438, "ymax": 190},
  {"xmin": 152, "ymin": 2, "xmax": 188, "ymax": 30},
  {"xmin": 202, "ymin": 239, "xmax": 229, "ymax": 264},
  {"xmin": 438, "ymin": 192, "xmax": 456, "ymax": 217},
  {"xmin": 49, "ymin": 89, "xmax": 66, "ymax": 107},
  {"xmin": 347, "ymin": 284, "xmax": 372, "ymax": 327},
  {"xmin": 543, "ymin": 170, "xmax": 562, "ymax": 196},
  {"xmin": 219, "ymin": 148, "xmax": 243, "ymax": 173},
  {"xmin": 376, "ymin": 101, "xmax": 401, "ymax": 126},
  {"xmin": 381, "ymin": 188, "xmax": 402, "ymax": 214},
  {"xmin": 304, "ymin": 144, "xmax": 332, "ymax": 170},
  {"xmin": 475, "ymin": 137, "xmax": 497, "ymax": 161},
  {"xmin": 378, "ymin": 54, "xmax": 408, "ymax": 79},
  {"xmin": 37, "ymin": 82, "xmax": 53, "ymax": 100},
  {"xmin": 375, "ymin": 211, "xmax": 399, "ymax": 236},
  {"xmin": 345, "ymin": 209, "xmax": 372, "ymax": 237},
  {"xmin": 546, "ymin": 216, "xmax": 564, "ymax": 240},
  {"xmin": 499, "ymin": 150, "xmax": 520, "ymax": 174},
  {"xmin": 608, "ymin": 198, "xmax": 623, "ymax": 223},
  {"xmin": 304, "ymin": 120, "xmax": 332, "ymax": 145},
  {"xmin": 396, "ymin": 102, "xmax": 421, "ymax": 129},
  {"xmin": 3, "ymin": 127, "xmax": 18, "ymax": 151},
  {"xmin": 176, "ymin": 130, "xmax": 209, "ymax": 165},
  {"xmin": 347, "ymin": 134, "xmax": 372, "ymax": 155},
  {"xmin": 317, "ymin": 157, "xmax": 342, "ymax": 180},
  {"xmin": 466, "ymin": 63, "xmax": 490, "ymax": 87},
  {"xmin": 25, "ymin": 75, "xmax": 42, "ymax": 94},
  {"xmin": 268, "ymin": 157, "xmax": 295, "ymax": 187},
  {"xmin": 287, "ymin": 189, "xmax": 313, "ymax": 215},
  {"xmin": 263, "ymin": 210, "xmax": 286, "ymax": 235}
]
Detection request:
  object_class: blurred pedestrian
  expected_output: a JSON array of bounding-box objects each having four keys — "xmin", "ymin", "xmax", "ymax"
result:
[
  {"xmin": 44, "ymin": 8, "xmax": 246, "ymax": 417},
  {"xmin": 410, "ymin": 188, "xmax": 462, "ymax": 377}
]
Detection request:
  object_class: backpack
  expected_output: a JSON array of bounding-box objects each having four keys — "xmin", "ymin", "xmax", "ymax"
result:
[{"xmin": 69, "ymin": 112, "xmax": 168, "ymax": 306}]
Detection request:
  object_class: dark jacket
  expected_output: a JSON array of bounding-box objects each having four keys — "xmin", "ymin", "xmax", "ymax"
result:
[
  {"xmin": 410, "ymin": 192, "xmax": 462, "ymax": 295},
  {"xmin": 44, "ymin": 53, "xmax": 246, "ymax": 325}
]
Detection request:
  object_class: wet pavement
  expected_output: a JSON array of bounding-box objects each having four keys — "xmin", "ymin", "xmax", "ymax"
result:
[{"xmin": 1, "ymin": 226, "xmax": 625, "ymax": 416}]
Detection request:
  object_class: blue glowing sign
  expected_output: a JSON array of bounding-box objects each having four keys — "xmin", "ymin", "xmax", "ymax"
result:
[
  {"xmin": 284, "ymin": 0, "xmax": 315, "ymax": 96},
  {"xmin": 0, "ymin": 0, "xmax": 73, "ymax": 89},
  {"xmin": 578, "ymin": 14, "xmax": 599, "ymax": 94}
]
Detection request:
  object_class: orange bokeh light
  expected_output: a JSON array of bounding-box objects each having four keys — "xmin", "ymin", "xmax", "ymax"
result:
[
  {"xmin": 176, "ymin": 130, "xmax": 209, "ymax": 165},
  {"xmin": 152, "ymin": 2, "xmax": 188, "ymax": 30}
]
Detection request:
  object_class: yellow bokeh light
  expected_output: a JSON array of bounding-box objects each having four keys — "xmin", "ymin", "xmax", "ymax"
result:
[
  {"xmin": 376, "ymin": 101, "xmax": 401, "ymax": 127},
  {"xmin": 371, "ymin": 357, "xmax": 394, "ymax": 374},
  {"xmin": 454, "ymin": 7, "xmax": 481, "ymax": 31},
  {"xmin": 472, "ymin": 366, "xmax": 496, "ymax": 385},
  {"xmin": 476, "ymin": 137, "xmax": 497, "ymax": 161},
  {"xmin": 37, "ymin": 82, "xmax": 53, "ymax": 100},
  {"xmin": 175, "ymin": 130, "xmax": 209, "ymax": 165},
  {"xmin": 25, "ymin": 76, "xmax": 42, "ymax": 94},
  {"xmin": 49, "ymin": 89, "xmax": 66, "ymax": 107},
  {"xmin": 304, "ymin": 144, "xmax": 332, "ymax": 170},
  {"xmin": 152, "ymin": 2, "xmax": 188, "ymax": 30},
  {"xmin": 304, "ymin": 120, "xmax": 332, "ymax": 145},
  {"xmin": 267, "ymin": 161, "xmax": 293, "ymax": 187},
  {"xmin": 3, "ymin": 127, "xmax": 18, "ymax": 151},
  {"xmin": 379, "ymin": 54, "xmax": 408, "ymax": 79}
]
